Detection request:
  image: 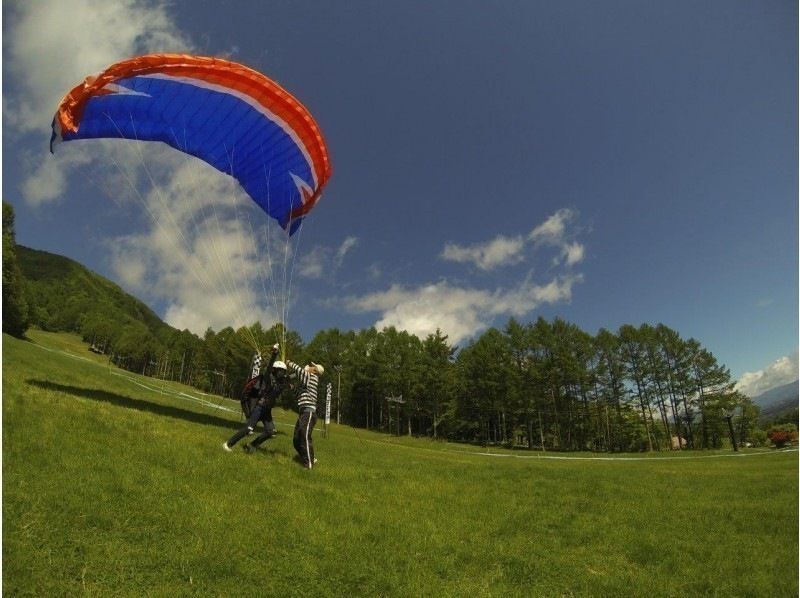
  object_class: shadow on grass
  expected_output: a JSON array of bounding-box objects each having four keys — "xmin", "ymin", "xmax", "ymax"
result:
[{"xmin": 27, "ymin": 379, "xmax": 240, "ymax": 431}]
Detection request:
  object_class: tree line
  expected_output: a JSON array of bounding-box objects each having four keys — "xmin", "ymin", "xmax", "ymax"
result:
[
  {"xmin": 81, "ymin": 317, "xmax": 762, "ymax": 452},
  {"xmin": 1, "ymin": 201, "xmax": 779, "ymax": 452},
  {"xmin": 304, "ymin": 320, "xmax": 764, "ymax": 451}
]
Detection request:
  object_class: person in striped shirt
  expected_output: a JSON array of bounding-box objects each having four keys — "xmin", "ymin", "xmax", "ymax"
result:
[{"xmin": 286, "ymin": 359, "xmax": 325, "ymax": 468}]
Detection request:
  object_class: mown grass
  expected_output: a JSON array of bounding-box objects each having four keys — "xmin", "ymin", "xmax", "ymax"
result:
[{"xmin": 3, "ymin": 331, "xmax": 798, "ymax": 597}]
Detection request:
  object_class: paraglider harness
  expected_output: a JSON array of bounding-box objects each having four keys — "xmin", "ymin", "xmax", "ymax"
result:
[
  {"xmin": 240, "ymin": 349, "xmax": 285, "ymax": 419},
  {"xmin": 241, "ymin": 375, "xmax": 270, "ymax": 419}
]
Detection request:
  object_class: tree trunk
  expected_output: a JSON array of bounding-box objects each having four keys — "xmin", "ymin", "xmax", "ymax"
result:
[
  {"xmin": 681, "ymin": 391, "xmax": 694, "ymax": 448},
  {"xmin": 637, "ymin": 394, "xmax": 653, "ymax": 451},
  {"xmin": 538, "ymin": 409, "xmax": 546, "ymax": 452}
]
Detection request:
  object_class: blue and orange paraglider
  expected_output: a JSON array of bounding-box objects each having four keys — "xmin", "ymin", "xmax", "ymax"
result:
[
  {"xmin": 51, "ymin": 54, "xmax": 331, "ymax": 234},
  {"xmin": 51, "ymin": 54, "xmax": 332, "ymax": 354}
]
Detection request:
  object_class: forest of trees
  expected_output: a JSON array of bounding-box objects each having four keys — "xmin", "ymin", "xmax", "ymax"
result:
[
  {"xmin": 301, "ymin": 320, "xmax": 760, "ymax": 452},
  {"xmin": 3, "ymin": 201, "xmax": 774, "ymax": 452},
  {"xmin": 27, "ymin": 294, "xmax": 764, "ymax": 452}
]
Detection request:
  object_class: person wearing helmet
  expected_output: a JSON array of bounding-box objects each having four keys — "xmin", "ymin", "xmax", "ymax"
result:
[
  {"xmin": 223, "ymin": 343, "xmax": 288, "ymax": 452},
  {"xmin": 286, "ymin": 359, "xmax": 324, "ymax": 468}
]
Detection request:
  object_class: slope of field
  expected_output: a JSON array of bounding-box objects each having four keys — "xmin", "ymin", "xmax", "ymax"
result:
[{"xmin": 3, "ymin": 332, "xmax": 798, "ymax": 596}]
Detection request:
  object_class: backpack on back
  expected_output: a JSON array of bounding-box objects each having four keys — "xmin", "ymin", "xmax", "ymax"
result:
[{"xmin": 240, "ymin": 376, "xmax": 262, "ymax": 418}]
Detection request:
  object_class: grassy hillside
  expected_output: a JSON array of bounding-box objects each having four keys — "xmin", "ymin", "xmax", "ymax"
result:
[{"xmin": 3, "ymin": 331, "xmax": 798, "ymax": 597}]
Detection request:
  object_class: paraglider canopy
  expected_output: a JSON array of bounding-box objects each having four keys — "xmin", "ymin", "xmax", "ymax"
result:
[{"xmin": 51, "ymin": 54, "xmax": 332, "ymax": 235}]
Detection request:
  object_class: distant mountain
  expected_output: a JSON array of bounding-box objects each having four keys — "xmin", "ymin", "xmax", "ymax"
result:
[
  {"xmin": 17, "ymin": 245, "xmax": 175, "ymax": 339},
  {"xmin": 751, "ymin": 381, "xmax": 799, "ymax": 408},
  {"xmin": 750, "ymin": 380, "xmax": 798, "ymax": 421}
]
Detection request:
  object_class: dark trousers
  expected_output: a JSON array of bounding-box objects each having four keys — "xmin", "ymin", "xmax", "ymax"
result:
[
  {"xmin": 250, "ymin": 419, "xmax": 276, "ymax": 448},
  {"xmin": 293, "ymin": 409, "xmax": 317, "ymax": 467},
  {"xmin": 227, "ymin": 404, "xmax": 275, "ymax": 448}
]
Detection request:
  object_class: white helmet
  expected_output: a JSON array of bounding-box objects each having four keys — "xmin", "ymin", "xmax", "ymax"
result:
[{"xmin": 272, "ymin": 360, "xmax": 287, "ymax": 371}]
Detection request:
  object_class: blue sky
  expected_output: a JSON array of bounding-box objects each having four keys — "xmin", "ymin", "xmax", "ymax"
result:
[{"xmin": 3, "ymin": 0, "xmax": 797, "ymax": 396}]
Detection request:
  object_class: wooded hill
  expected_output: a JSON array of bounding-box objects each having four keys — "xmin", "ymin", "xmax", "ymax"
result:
[
  {"xmin": 17, "ymin": 245, "xmax": 260, "ymax": 398},
  {"xmin": 19, "ymin": 245, "xmax": 170, "ymax": 340}
]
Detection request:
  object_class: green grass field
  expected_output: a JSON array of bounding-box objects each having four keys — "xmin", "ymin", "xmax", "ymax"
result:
[{"xmin": 3, "ymin": 331, "xmax": 798, "ymax": 597}]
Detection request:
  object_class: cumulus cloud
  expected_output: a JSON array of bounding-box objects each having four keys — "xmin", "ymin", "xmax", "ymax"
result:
[
  {"xmin": 5, "ymin": 0, "xmax": 190, "ymax": 135},
  {"xmin": 441, "ymin": 209, "xmax": 585, "ymax": 271},
  {"xmin": 5, "ymin": 0, "xmax": 192, "ymax": 205},
  {"xmin": 352, "ymin": 208, "xmax": 589, "ymax": 343},
  {"xmin": 345, "ymin": 275, "xmax": 582, "ymax": 345},
  {"xmin": 21, "ymin": 156, "xmax": 72, "ymax": 207},
  {"xmin": 106, "ymin": 149, "xmax": 281, "ymax": 334},
  {"xmin": 736, "ymin": 352, "xmax": 799, "ymax": 398}
]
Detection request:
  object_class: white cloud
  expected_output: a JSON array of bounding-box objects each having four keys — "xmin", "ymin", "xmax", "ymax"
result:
[
  {"xmin": 21, "ymin": 158, "xmax": 70, "ymax": 206},
  {"xmin": 298, "ymin": 236, "xmax": 359, "ymax": 279},
  {"xmin": 5, "ymin": 0, "xmax": 192, "ymax": 205},
  {"xmin": 336, "ymin": 236, "xmax": 358, "ymax": 266},
  {"xmin": 112, "ymin": 250, "xmax": 147, "ymax": 289},
  {"xmin": 736, "ymin": 352, "xmax": 799, "ymax": 398},
  {"xmin": 372, "ymin": 208, "xmax": 588, "ymax": 342},
  {"xmin": 441, "ymin": 209, "xmax": 584, "ymax": 271},
  {"xmin": 562, "ymin": 242, "xmax": 585, "ymax": 267},
  {"xmin": 298, "ymin": 247, "xmax": 326, "ymax": 279},
  {"xmin": 345, "ymin": 275, "xmax": 582, "ymax": 345},
  {"xmin": 5, "ymin": 0, "xmax": 191, "ymax": 135},
  {"xmin": 19, "ymin": 144, "xmax": 101, "ymax": 206},
  {"xmin": 441, "ymin": 235, "xmax": 525, "ymax": 270},
  {"xmin": 529, "ymin": 208, "xmax": 575, "ymax": 244},
  {"xmin": 106, "ymin": 150, "xmax": 282, "ymax": 334},
  {"xmin": 529, "ymin": 208, "xmax": 585, "ymax": 267}
]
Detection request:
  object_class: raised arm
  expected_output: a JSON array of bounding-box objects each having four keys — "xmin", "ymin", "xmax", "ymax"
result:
[
  {"xmin": 264, "ymin": 343, "xmax": 279, "ymax": 371},
  {"xmin": 287, "ymin": 360, "xmax": 309, "ymax": 386}
]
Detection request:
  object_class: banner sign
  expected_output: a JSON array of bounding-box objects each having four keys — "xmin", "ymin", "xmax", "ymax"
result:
[{"xmin": 325, "ymin": 383, "xmax": 332, "ymax": 425}]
